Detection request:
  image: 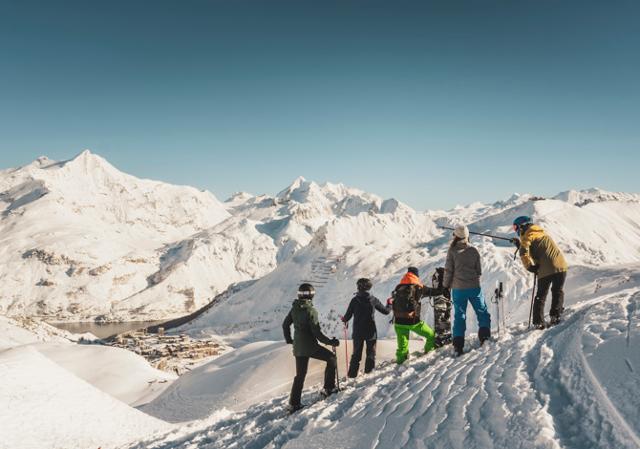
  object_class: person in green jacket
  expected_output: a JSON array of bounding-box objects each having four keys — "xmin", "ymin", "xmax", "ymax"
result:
[
  {"xmin": 282, "ymin": 283, "xmax": 340, "ymax": 413},
  {"xmin": 512, "ymin": 216, "xmax": 569, "ymax": 328}
]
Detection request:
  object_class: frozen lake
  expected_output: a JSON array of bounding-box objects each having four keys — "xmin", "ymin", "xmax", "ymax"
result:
[{"xmin": 49, "ymin": 320, "xmax": 166, "ymax": 339}]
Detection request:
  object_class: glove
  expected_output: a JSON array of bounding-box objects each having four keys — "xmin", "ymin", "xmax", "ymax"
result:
[
  {"xmin": 330, "ymin": 338, "xmax": 340, "ymax": 347},
  {"xmin": 527, "ymin": 265, "xmax": 539, "ymax": 274},
  {"xmin": 511, "ymin": 238, "xmax": 521, "ymax": 249},
  {"xmin": 386, "ymin": 297, "xmax": 394, "ymax": 306}
]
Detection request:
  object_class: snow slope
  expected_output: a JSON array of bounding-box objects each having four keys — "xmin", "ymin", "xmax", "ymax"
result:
[
  {"xmin": 0, "ymin": 346, "xmax": 171, "ymax": 449},
  {"xmin": 35, "ymin": 343, "xmax": 176, "ymax": 406},
  {"xmin": 0, "ymin": 313, "xmax": 176, "ymax": 401},
  {"xmin": 140, "ymin": 339, "xmax": 424, "ymax": 422},
  {"xmin": 123, "ymin": 287, "xmax": 640, "ymax": 449}
]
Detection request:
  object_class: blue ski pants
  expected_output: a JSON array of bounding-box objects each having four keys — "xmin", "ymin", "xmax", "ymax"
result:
[{"xmin": 452, "ymin": 287, "xmax": 491, "ymax": 338}]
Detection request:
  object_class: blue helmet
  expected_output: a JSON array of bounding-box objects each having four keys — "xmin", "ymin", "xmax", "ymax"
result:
[{"xmin": 513, "ymin": 216, "xmax": 532, "ymax": 234}]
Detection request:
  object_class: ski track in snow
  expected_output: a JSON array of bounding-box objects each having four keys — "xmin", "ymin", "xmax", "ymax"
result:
[{"xmin": 124, "ymin": 289, "xmax": 640, "ymax": 449}]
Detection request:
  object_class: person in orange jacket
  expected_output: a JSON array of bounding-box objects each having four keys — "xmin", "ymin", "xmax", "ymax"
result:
[{"xmin": 390, "ymin": 267, "xmax": 441, "ymax": 364}]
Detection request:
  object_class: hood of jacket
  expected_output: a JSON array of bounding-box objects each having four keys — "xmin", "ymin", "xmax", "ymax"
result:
[
  {"xmin": 354, "ymin": 291, "xmax": 372, "ymax": 303},
  {"xmin": 453, "ymin": 239, "xmax": 470, "ymax": 250},
  {"xmin": 523, "ymin": 224, "xmax": 545, "ymax": 240},
  {"xmin": 400, "ymin": 272, "xmax": 424, "ymax": 287},
  {"xmin": 292, "ymin": 298, "xmax": 313, "ymax": 310}
]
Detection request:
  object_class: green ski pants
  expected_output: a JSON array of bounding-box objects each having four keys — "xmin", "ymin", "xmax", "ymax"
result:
[{"xmin": 394, "ymin": 321, "xmax": 436, "ymax": 364}]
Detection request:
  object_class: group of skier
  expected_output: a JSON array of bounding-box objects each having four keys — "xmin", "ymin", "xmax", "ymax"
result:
[{"xmin": 282, "ymin": 216, "xmax": 568, "ymax": 413}]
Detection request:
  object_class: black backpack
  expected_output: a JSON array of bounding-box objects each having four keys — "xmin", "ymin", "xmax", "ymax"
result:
[{"xmin": 392, "ymin": 284, "xmax": 420, "ymax": 318}]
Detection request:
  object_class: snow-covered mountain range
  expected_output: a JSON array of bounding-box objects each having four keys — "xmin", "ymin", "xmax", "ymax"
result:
[
  {"xmin": 1, "ymin": 151, "xmax": 639, "ymax": 328},
  {"xmin": 2, "ymin": 151, "xmax": 639, "ymax": 449}
]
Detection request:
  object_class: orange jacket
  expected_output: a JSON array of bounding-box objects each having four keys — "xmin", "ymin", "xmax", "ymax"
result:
[{"xmin": 399, "ymin": 272, "xmax": 423, "ymax": 287}]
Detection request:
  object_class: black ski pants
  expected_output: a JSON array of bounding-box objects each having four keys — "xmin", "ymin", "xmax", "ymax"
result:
[
  {"xmin": 533, "ymin": 271, "xmax": 567, "ymax": 325},
  {"xmin": 289, "ymin": 346, "xmax": 336, "ymax": 407},
  {"xmin": 348, "ymin": 339, "xmax": 377, "ymax": 378}
]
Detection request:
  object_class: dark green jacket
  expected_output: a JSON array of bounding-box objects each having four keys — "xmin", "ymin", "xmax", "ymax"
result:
[{"xmin": 282, "ymin": 299, "xmax": 333, "ymax": 357}]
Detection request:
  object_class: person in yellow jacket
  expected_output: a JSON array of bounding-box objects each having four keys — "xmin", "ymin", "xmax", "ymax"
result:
[{"xmin": 512, "ymin": 216, "xmax": 568, "ymax": 328}]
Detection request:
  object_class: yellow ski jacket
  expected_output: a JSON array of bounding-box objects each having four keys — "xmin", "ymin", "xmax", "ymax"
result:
[{"xmin": 519, "ymin": 225, "xmax": 568, "ymax": 279}]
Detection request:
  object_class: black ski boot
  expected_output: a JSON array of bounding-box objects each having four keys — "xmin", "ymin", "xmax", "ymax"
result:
[
  {"xmin": 532, "ymin": 321, "xmax": 547, "ymax": 330},
  {"xmin": 478, "ymin": 327, "xmax": 491, "ymax": 345},
  {"xmin": 287, "ymin": 403, "xmax": 304, "ymax": 414},
  {"xmin": 549, "ymin": 316, "xmax": 562, "ymax": 326},
  {"xmin": 452, "ymin": 337, "xmax": 464, "ymax": 357},
  {"xmin": 320, "ymin": 387, "xmax": 339, "ymax": 399}
]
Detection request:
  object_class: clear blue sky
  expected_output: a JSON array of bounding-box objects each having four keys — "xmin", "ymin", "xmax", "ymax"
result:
[{"xmin": 0, "ymin": 0, "xmax": 638, "ymax": 210}]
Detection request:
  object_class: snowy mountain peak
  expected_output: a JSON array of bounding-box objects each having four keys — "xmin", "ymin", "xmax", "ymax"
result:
[
  {"xmin": 290, "ymin": 175, "xmax": 307, "ymax": 187},
  {"xmin": 34, "ymin": 156, "xmax": 53, "ymax": 166},
  {"xmin": 276, "ymin": 176, "xmax": 314, "ymax": 201},
  {"xmin": 554, "ymin": 188, "xmax": 640, "ymax": 207},
  {"xmin": 225, "ymin": 192, "xmax": 254, "ymax": 203},
  {"xmin": 59, "ymin": 149, "xmax": 122, "ymax": 178},
  {"xmin": 75, "ymin": 148, "xmax": 93, "ymax": 159}
]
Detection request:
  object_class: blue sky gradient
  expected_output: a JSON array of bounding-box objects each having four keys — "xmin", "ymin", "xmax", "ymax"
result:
[{"xmin": 0, "ymin": 0, "xmax": 638, "ymax": 209}]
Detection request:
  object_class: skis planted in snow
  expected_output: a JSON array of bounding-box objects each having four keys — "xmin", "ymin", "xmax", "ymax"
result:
[{"xmin": 431, "ymin": 267, "xmax": 452, "ymax": 348}]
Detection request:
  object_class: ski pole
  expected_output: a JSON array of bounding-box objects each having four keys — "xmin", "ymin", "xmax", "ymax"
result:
[
  {"xmin": 342, "ymin": 322, "xmax": 349, "ymax": 373},
  {"xmin": 439, "ymin": 225, "xmax": 513, "ymax": 242},
  {"xmin": 528, "ymin": 274, "xmax": 537, "ymax": 329},
  {"xmin": 333, "ymin": 345, "xmax": 340, "ymax": 389}
]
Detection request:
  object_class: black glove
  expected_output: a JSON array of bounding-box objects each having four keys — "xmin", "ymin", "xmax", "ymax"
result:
[
  {"xmin": 330, "ymin": 338, "xmax": 340, "ymax": 347},
  {"xmin": 527, "ymin": 265, "xmax": 539, "ymax": 274},
  {"xmin": 285, "ymin": 339, "xmax": 293, "ymax": 345},
  {"xmin": 511, "ymin": 238, "xmax": 521, "ymax": 249}
]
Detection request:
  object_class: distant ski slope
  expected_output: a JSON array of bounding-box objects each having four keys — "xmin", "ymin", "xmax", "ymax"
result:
[{"xmin": 124, "ymin": 288, "xmax": 640, "ymax": 449}]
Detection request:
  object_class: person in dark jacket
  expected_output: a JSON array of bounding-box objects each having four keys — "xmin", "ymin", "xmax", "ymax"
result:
[
  {"xmin": 282, "ymin": 283, "xmax": 340, "ymax": 413},
  {"xmin": 391, "ymin": 267, "xmax": 442, "ymax": 364},
  {"xmin": 341, "ymin": 278, "xmax": 391, "ymax": 378}
]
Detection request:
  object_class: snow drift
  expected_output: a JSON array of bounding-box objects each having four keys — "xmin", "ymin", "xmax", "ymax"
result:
[{"xmin": 0, "ymin": 346, "xmax": 170, "ymax": 449}]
